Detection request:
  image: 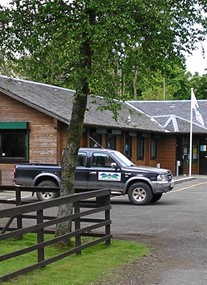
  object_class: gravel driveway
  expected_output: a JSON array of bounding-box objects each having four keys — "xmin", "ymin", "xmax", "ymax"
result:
[{"xmin": 96, "ymin": 176, "xmax": 207, "ymax": 285}]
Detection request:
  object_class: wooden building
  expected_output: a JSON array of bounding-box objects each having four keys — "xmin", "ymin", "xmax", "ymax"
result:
[
  {"xmin": 0, "ymin": 75, "xmax": 207, "ymax": 184},
  {"xmin": 128, "ymin": 100, "xmax": 207, "ymax": 176}
]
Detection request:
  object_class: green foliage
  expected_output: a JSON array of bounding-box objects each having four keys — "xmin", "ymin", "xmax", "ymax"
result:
[
  {"xmin": 126, "ymin": 63, "xmax": 192, "ymax": 100},
  {"xmin": 141, "ymin": 70, "xmax": 175, "ymax": 100},
  {"xmin": 166, "ymin": 65, "xmax": 192, "ymax": 100},
  {"xmin": 190, "ymin": 72, "xmax": 207, "ymax": 99},
  {"xmin": 1, "ymin": 0, "xmax": 207, "ymax": 99}
]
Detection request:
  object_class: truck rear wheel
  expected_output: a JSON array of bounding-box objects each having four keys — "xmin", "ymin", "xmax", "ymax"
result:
[
  {"xmin": 36, "ymin": 180, "xmax": 59, "ymax": 201},
  {"xmin": 128, "ymin": 182, "xmax": 152, "ymax": 205}
]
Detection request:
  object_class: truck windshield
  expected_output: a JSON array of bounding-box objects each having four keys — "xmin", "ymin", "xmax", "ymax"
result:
[{"xmin": 111, "ymin": 151, "xmax": 134, "ymax": 167}]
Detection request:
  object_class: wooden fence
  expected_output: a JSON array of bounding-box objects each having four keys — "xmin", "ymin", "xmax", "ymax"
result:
[{"xmin": 0, "ymin": 186, "xmax": 112, "ymax": 282}]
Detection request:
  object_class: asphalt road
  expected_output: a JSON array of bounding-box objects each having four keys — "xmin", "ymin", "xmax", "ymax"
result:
[
  {"xmin": 1, "ymin": 176, "xmax": 207, "ymax": 284},
  {"xmin": 109, "ymin": 176, "xmax": 207, "ymax": 285}
]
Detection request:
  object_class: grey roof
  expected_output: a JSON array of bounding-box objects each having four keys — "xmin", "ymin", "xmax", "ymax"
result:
[
  {"xmin": 0, "ymin": 75, "xmax": 166, "ymax": 133},
  {"xmin": 128, "ymin": 100, "xmax": 207, "ymax": 134}
]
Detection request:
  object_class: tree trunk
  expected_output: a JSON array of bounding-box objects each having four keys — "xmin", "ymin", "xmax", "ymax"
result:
[
  {"xmin": 55, "ymin": 2, "xmax": 94, "ymax": 242},
  {"xmin": 133, "ymin": 68, "xmax": 138, "ymax": 98},
  {"xmin": 55, "ymin": 91, "xmax": 88, "ymax": 242}
]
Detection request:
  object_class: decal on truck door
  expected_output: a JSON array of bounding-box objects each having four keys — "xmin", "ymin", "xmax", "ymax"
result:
[{"xmin": 98, "ymin": 172, "xmax": 121, "ymax": 181}]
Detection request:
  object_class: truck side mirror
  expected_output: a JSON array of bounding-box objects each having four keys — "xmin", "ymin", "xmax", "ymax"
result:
[{"xmin": 111, "ymin": 162, "xmax": 117, "ymax": 169}]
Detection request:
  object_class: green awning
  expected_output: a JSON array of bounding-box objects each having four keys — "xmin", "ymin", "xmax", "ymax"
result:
[{"xmin": 0, "ymin": 122, "xmax": 29, "ymax": 129}]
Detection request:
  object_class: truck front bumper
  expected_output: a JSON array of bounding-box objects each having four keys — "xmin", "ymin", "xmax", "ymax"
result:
[{"xmin": 152, "ymin": 180, "xmax": 174, "ymax": 194}]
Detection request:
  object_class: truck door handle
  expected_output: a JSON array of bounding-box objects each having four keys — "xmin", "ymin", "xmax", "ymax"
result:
[{"xmin": 89, "ymin": 171, "xmax": 97, "ymax": 175}]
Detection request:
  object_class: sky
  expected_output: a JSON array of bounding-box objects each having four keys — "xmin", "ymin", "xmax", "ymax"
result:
[
  {"xmin": 185, "ymin": 42, "xmax": 207, "ymax": 75},
  {"xmin": 1, "ymin": 0, "xmax": 207, "ymax": 75}
]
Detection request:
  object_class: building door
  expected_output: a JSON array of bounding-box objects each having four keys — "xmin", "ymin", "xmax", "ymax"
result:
[
  {"xmin": 176, "ymin": 137, "xmax": 184, "ymax": 175},
  {"xmin": 199, "ymin": 138, "xmax": 207, "ymax": 175}
]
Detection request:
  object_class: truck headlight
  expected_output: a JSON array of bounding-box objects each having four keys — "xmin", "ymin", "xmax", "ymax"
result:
[{"xmin": 157, "ymin": 174, "xmax": 168, "ymax": 182}]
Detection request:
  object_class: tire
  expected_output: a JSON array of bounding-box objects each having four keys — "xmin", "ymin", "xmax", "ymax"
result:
[
  {"xmin": 36, "ymin": 180, "xmax": 59, "ymax": 201},
  {"xmin": 151, "ymin": 193, "xmax": 163, "ymax": 203},
  {"xmin": 128, "ymin": 182, "xmax": 153, "ymax": 205}
]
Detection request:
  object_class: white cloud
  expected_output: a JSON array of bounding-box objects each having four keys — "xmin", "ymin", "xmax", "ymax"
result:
[
  {"xmin": 185, "ymin": 42, "xmax": 207, "ymax": 75},
  {"xmin": 1, "ymin": 0, "xmax": 10, "ymax": 6}
]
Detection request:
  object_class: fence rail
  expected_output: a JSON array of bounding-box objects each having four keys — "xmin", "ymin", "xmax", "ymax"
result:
[{"xmin": 0, "ymin": 186, "xmax": 112, "ymax": 282}]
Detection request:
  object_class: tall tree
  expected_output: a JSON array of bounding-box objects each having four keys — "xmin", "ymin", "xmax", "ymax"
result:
[
  {"xmin": 1, "ymin": 0, "xmax": 207, "ymax": 239},
  {"xmin": 190, "ymin": 72, "xmax": 207, "ymax": 98}
]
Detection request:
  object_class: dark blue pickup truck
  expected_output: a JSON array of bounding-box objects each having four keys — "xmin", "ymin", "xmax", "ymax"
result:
[{"xmin": 14, "ymin": 148, "xmax": 174, "ymax": 205}]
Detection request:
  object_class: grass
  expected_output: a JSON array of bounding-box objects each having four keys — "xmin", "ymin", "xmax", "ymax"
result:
[{"xmin": 0, "ymin": 234, "xmax": 150, "ymax": 285}]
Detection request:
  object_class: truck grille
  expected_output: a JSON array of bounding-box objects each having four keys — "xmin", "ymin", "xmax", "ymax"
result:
[{"xmin": 167, "ymin": 171, "xmax": 173, "ymax": 181}]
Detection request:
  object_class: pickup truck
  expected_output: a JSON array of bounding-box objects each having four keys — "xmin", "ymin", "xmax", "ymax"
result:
[{"xmin": 14, "ymin": 148, "xmax": 174, "ymax": 205}]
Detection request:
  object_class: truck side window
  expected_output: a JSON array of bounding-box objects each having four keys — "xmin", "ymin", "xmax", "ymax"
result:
[
  {"xmin": 92, "ymin": 153, "xmax": 114, "ymax": 168},
  {"xmin": 77, "ymin": 152, "xmax": 87, "ymax": 166}
]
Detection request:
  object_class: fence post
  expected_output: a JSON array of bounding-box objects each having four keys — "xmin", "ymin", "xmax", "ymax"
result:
[
  {"xmin": 104, "ymin": 194, "xmax": 111, "ymax": 245},
  {"xmin": 15, "ymin": 186, "xmax": 23, "ymax": 238},
  {"xmin": 74, "ymin": 201, "xmax": 81, "ymax": 255},
  {"xmin": 96, "ymin": 191, "xmax": 111, "ymax": 245},
  {"xmin": 37, "ymin": 209, "xmax": 45, "ymax": 263}
]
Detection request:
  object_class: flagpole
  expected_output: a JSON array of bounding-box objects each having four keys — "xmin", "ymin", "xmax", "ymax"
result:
[
  {"xmin": 189, "ymin": 88, "xmax": 193, "ymax": 177},
  {"xmin": 189, "ymin": 89, "xmax": 204, "ymax": 176}
]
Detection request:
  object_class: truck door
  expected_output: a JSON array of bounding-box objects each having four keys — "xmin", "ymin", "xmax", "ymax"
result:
[
  {"xmin": 75, "ymin": 152, "xmax": 89, "ymax": 189},
  {"xmin": 87, "ymin": 152, "xmax": 124, "ymax": 192}
]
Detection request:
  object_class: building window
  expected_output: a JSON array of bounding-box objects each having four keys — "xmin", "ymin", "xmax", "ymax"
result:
[
  {"xmin": 107, "ymin": 133, "xmax": 116, "ymax": 149},
  {"xmin": 124, "ymin": 132, "xmax": 132, "ymax": 159},
  {"xmin": 0, "ymin": 122, "xmax": 29, "ymax": 162},
  {"xmin": 90, "ymin": 130, "xmax": 102, "ymax": 148},
  {"xmin": 150, "ymin": 136, "xmax": 157, "ymax": 160},
  {"xmin": 137, "ymin": 136, "xmax": 145, "ymax": 160}
]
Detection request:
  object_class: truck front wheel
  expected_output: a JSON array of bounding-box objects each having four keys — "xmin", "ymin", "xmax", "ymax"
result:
[
  {"xmin": 36, "ymin": 180, "xmax": 59, "ymax": 201},
  {"xmin": 128, "ymin": 182, "xmax": 153, "ymax": 205}
]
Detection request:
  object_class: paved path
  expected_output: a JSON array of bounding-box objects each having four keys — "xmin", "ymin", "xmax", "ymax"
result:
[{"xmin": 106, "ymin": 175, "xmax": 207, "ymax": 285}]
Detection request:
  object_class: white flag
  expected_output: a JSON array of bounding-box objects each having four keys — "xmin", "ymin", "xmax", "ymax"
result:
[{"xmin": 191, "ymin": 88, "xmax": 204, "ymax": 126}]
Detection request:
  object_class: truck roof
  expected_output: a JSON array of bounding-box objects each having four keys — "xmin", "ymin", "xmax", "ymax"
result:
[{"xmin": 79, "ymin": 148, "xmax": 116, "ymax": 152}]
